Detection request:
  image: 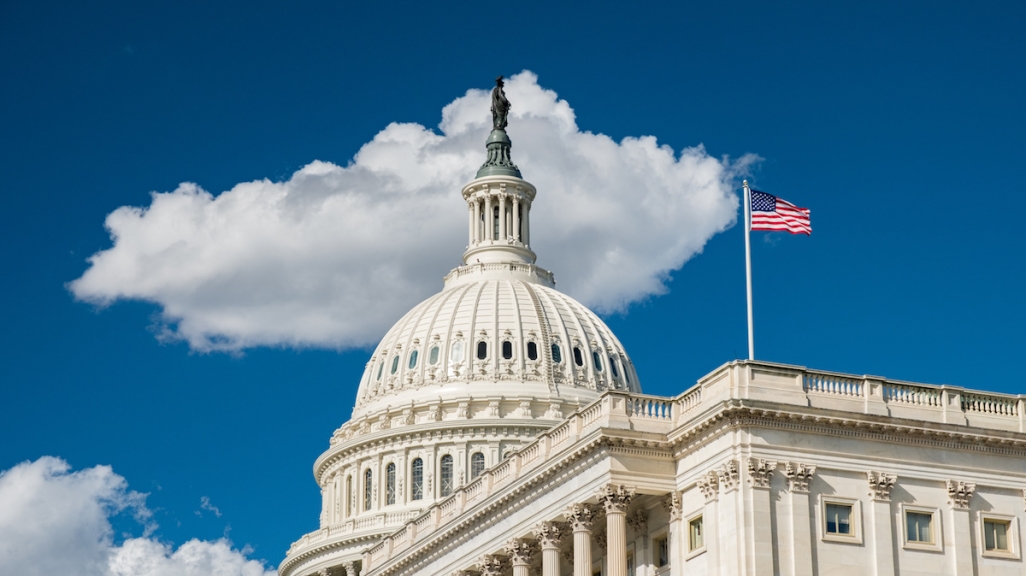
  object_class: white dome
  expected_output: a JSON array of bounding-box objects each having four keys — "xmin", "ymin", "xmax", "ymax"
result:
[{"xmin": 353, "ymin": 264, "xmax": 641, "ymax": 420}]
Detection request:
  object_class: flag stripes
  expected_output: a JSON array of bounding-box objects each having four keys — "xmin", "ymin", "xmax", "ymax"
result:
[{"xmin": 749, "ymin": 190, "xmax": 811, "ymax": 235}]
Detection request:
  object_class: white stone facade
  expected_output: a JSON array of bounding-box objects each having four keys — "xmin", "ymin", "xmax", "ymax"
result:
[{"xmin": 279, "ymin": 112, "xmax": 1026, "ymax": 576}]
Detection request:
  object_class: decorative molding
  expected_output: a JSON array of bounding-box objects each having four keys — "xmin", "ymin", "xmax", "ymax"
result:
[
  {"xmin": 784, "ymin": 462, "xmax": 816, "ymax": 493},
  {"xmin": 947, "ymin": 480, "xmax": 976, "ymax": 510},
  {"xmin": 598, "ymin": 484, "xmax": 635, "ymax": 514},
  {"xmin": 564, "ymin": 503, "xmax": 595, "ymax": 532},
  {"xmin": 717, "ymin": 460, "xmax": 740, "ymax": 492},
  {"xmin": 505, "ymin": 538, "xmax": 534, "ymax": 565},
  {"xmin": 747, "ymin": 458, "xmax": 777, "ymax": 489},
  {"xmin": 534, "ymin": 521, "xmax": 565, "ymax": 548},
  {"xmin": 627, "ymin": 509, "xmax": 649, "ymax": 536},
  {"xmin": 867, "ymin": 471, "xmax": 897, "ymax": 501},
  {"xmin": 697, "ymin": 471, "xmax": 719, "ymax": 501},
  {"xmin": 593, "ymin": 531, "xmax": 607, "ymax": 550}
]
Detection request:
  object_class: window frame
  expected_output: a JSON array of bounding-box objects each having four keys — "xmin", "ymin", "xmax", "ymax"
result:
[
  {"xmin": 526, "ymin": 341, "xmax": 538, "ymax": 361},
  {"xmin": 410, "ymin": 458, "xmax": 424, "ymax": 501},
  {"xmin": 363, "ymin": 469, "xmax": 373, "ymax": 512},
  {"xmin": 978, "ymin": 512, "xmax": 1020, "ymax": 560},
  {"xmin": 686, "ymin": 511, "xmax": 707, "ymax": 558},
  {"xmin": 901, "ymin": 504, "xmax": 942, "ymax": 552},
  {"xmin": 819, "ymin": 496, "xmax": 862, "ymax": 545},
  {"xmin": 652, "ymin": 528, "xmax": 670, "ymax": 571},
  {"xmin": 439, "ymin": 454, "xmax": 454, "ymax": 497},
  {"xmin": 385, "ymin": 462, "xmax": 396, "ymax": 505},
  {"xmin": 470, "ymin": 452, "xmax": 486, "ymax": 480}
]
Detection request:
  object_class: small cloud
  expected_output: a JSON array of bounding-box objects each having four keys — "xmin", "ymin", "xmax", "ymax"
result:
[
  {"xmin": 200, "ymin": 496, "xmax": 222, "ymax": 518},
  {"xmin": 761, "ymin": 234, "xmax": 782, "ymax": 246}
]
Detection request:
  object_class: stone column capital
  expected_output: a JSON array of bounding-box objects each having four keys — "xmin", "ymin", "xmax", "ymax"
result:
[
  {"xmin": 867, "ymin": 471, "xmax": 897, "ymax": 501},
  {"xmin": 747, "ymin": 458, "xmax": 777, "ymax": 489},
  {"xmin": 506, "ymin": 538, "xmax": 535, "ymax": 566},
  {"xmin": 564, "ymin": 503, "xmax": 595, "ymax": 532},
  {"xmin": 598, "ymin": 484, "xmax": 635, "ymax": 515},
  {"xmin": 627, "ymin": 509, "xmax": 649, "ymax": 536},
  {"xmin": 478, "ymin": 554, "xmax": 507, "ymax": 576},
  {"xmin": 784, "ymin": 462, "xmax": 816, "ymax": 493},
  {"xmin": 947, "ymin": 480, "xmax": 976, "ymax": 510},
  {"xmin": 661, "ymin": 490, "xmax": 683, "ymax": 521},
  {"xmin": 534, "ymin": 521, "xmax": 566, "ymax": 549},
  {"xmin": 697, "ymin": 471, "xmax": 719, "ymax": 502},
  {"xmin": 717, "ymin": 460, "xmax": 740, "ymax": 492}
]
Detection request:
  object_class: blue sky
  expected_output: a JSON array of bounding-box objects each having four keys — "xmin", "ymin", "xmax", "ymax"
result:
[{"xmin": 2, "ymin": 0, "xmax": 1024, "ymax": 572}]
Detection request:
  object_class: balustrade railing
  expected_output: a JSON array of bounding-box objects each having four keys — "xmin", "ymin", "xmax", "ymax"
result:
[
  {"xmin": 962, "ymin": 392, "xmax": 1020, "ymax": 416},
  {"xmin": 804, "ymin": 373, "xmax": 863, "ymax": 397},
  {"xmin": 884, "ymin": 383, "xmax": 942, "ymax": 407}
]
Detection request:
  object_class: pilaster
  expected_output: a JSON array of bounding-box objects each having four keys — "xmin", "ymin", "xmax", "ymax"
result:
[
  {"xmin": 784, "ymin": 462, "xmax": 815, "ymax": 576},
  {"xmin": 867, "ymin": 471, "xmax": 897, "ymax": 576},
  {"xmin": 947, "ymin": 479, "xmax": 976, "ymax": 575}
]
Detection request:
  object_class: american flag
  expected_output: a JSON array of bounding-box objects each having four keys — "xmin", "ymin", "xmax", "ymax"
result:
[{"xmin": 749, "ymin": 190, "xmax": 811, "ymax": 235}]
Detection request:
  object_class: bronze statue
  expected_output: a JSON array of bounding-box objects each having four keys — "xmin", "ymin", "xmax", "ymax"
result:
[{"xmin": 490, "ymin": 76, "xmax": 510, "ymax": 130}]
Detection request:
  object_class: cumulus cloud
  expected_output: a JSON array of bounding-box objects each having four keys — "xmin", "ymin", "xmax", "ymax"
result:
[
  {"xmin": 69, "ymin": 71, "xmax": 756, "ymax": 352},
  {"xmin": 0, "ymin": 457, "xmax": 275, "ymax": 576}
]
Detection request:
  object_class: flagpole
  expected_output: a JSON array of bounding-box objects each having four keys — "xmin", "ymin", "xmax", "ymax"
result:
[{"xmin": 743, "ymin": 180, "xmax": 754, "ymax": 360}]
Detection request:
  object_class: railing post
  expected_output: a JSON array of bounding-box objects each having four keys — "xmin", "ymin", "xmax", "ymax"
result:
[
  {"xmin": 943, "ymin": 386, "xmax": 968, "ymax": 425},
  {"xmin": 863, "ymin": 378, "xmax": 887, "ymax": 416}
]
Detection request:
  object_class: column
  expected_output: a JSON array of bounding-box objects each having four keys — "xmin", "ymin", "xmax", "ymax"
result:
[
  {"xmin": 784, "ymin": 463, "xmax": 816, "ymax": 576},
  {"xmin": 484, "ymin": 194, "xmax": 493, "ymax": 241},
  {"xmin": 535, "ymin": 521, "xmax": 566, "ymax": 576},
  {"xmin": 697, "ymin": 472, "xmax": 720, "ymax": 573},
  {"xmin": 499, "ymin": 194, "xmax": 508, "ymax": 240},
  {"xmin": 716, "ymin": 461, "xmax": 741, "ymax": 576},
  {"xmin": 565, "ymin": 504, "xmax": 595, "ymax": 576},
  {"xmin": 600, "ymin": 485, "xmax": 635, "ymax": 576},
  {"xmin": 867, "ymin": 471, "xmax": 897, "ymax": 576},
  {"xmin": 947, "ymin": 480, "xmax": 976, "ymax": 575},
  {"xmin": 507, "ymin": 538, "xmax": 534, "ymax": 576},
  {"xmin": 747, "ymin": 459, "xmax": 777, "ymax": 576},
  {"xmin": 661, "ymin": 492, "xmax": 682, "ymax": 576},
  {"xmin": 473, "ymin": 198, "xmax": 481, "ymax": 243},
  {"xmin": 468, "ymin": 201, "xmax": 475, "ymax": 245},
  {"xmin": 512, "ymin": 198, "xmax": 521, "ymax": 242},
  {"xmin": 343, "ymin": 560, "xmax": 359, "ymax": 576}
]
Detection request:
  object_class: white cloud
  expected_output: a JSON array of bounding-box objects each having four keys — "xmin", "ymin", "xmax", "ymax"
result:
[
  {"xmin": 0, "ymin": 457, "xmax": 275, "ymax": 576},
  {"xmin": 69, "ymin": 71, "xmax": 755, "ymax": 352}
]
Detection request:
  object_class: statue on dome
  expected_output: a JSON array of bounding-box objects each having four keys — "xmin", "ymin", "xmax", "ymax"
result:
[{"xmin": 491, "ymin": 76, "xmax": 510, "ymax": 130}]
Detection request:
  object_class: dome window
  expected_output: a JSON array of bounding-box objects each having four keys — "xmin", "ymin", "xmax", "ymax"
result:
[
  {"xmin": 429, "ymin": 346, "xmax": 439, "ymax": 365},
  {"xmin": 610, "ymin": 356, "xmax": 619, "ymax": 378},
  {"xmin": 390, "ymin": 355, "xmax": 400, "ymax": 375},
  {"xmin": 502, "ymin": 341, "xmax": 513, "ymax": 359},
  {"xmin": 527, "ymin": 342, "xmax": 538, "ymax": 361},
  {"xmin": 411, "ymin": 458, "xmax": 424, "ymax": 501},
  {"xmin": 471, "ymin": 452, "xmax": 485, "ymax": 479},
  {"xmin": 477, "ymin": 341, "xmax": 488, "ymax": 360},
  {"xmin": 573, "ymin": 347, "xmax": 584, "ymax": 367},
  {"xmin": 364, "ymin": 469, "xmax": 373, "ymax": 511},
  {"xmin": 551, "ymin": 344, "xmax": 562, "ymax": 364},
  {"xmin": 440, "ymin": 455, "xmax": 454, "ymax": 497},
  {"xmin": 345, "ymin": 476, "xmax": 352, "ymax": 517},
  {"xmin": 376, "ymin": 362, "xmax": 384, "ymax": 381},
  {"xmin": 386, "ymin": 463, "xmax": 396, "ymax": 505},
  {"xmin": 592, "ymin": 351, "xmax": 603, "ymax": 372},
  {"xmin": 451, "ymin": 341, "xmax": 463, "ymax": 363},
  {"xmin": 408, "ymin": 350, "xmax": 419, "ymax": 370}
]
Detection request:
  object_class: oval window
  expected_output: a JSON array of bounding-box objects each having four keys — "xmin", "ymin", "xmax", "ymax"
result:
[
  {"xmin": 477, "ymin": 341, "xmax": 487, "ymax": 360},
  {"xmin": 391, "ymin": 355, "xmax": 400, "ymax": 374},
  {"xmin": 526, "ymin": 342, "xmax": 538, "ymax": 361},
  {"xmin": 573, "ymin": 347, "xmax": 584, "ymax": 367},
  {"xmin": 429, "ymin": 346, "xmax": 439, "ymax": 365},
  {"xmin": 408, "ymin": 350, "xmax": 419, "ymax": 369},
  {"xmin": 376, "ymin": 362, "xmax": 384, "ymax": 381},
  {"xmin": 502, "ymin": 341, "xmax": 513, "ymax": 359},
  {"xmin": 451, "ymin": 341, "xmax": 463, "ymax": 363},
  {"xmin": 610, "ymin": 356, "xmax": 619, "ymax": 377},
  {"xmin": 592, "ymin": 351, "xmax": 602, "ymax": 372},
  {"xmin": 551, "ymin": 344, "xmax": 562, "ymax": 364}
]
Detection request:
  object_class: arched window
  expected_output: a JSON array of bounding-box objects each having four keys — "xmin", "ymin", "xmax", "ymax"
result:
[
  {"xmin": 364, "ymin": 469, "xmax": 373, "ymax": 511},
  {"xmin": 386, "ymin": 463, "xmax": 396, "ymax": 505},
  {"xmin": 440, "ymin": 455, "xmax": 454, "ymax": 497},
  {"xmin": 502, "ymin": 341, "xmax": 513, "ymax": 359},
  {"xmin": 376, "ymin": 362, "xmax": 384, "ymax": 381},
  {"xmin": 345, "ymin": 475, "xmax": 352, "ymax": 517},
  {"xmin": 390, "ymin": 355, "xmax": 400, "ymax": 374},
  {"xmin": 592, "ymin": 351, "xmax": 603, "ymax": 372},
  {"xmin": 526, "ymin": 342, "xmax": 538, "ymax": 361},
  {"xmin": 477, "ymin": 341, "xmax": 487, "ymax": 360},
  {"xmin": 411, "ymin": 458, "xmax": 424, "ymax": 501},
  {"xmin": 471, "ymin": 452, "xmax": 485, "ymax": 479},
  {"xmin": 573, "ymin": 347, "xmax": 584, "ymax": 367},
  {"xmin": 451, "ymin": 341, "xmax": 463, "ymax": 363},
  {"xmin": 610, "ymin": 356, "xmax": 619, "ymax": 378},
  {"xmin": 493, "ymin": 206, "xmax": 500, "ymax": 240},
  {"xmin": 408, "ymin": 350, "xmax": 418, "ymax": 370},
  {"xmin": 551, "ymin": 344, "xmax": 562, "ymax": 364},
  {"xmin": 429, "ymin": 346, "xmax": 440, "ymax": 365}
]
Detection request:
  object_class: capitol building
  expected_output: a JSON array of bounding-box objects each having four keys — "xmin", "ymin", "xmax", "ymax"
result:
[{"xmin": 279, "ymin": 82, "xmax": 1026, "ymax": 576}]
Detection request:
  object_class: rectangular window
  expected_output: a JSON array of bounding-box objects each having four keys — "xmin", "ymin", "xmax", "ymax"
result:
[
  {"xmin": 825, "ymin": 503, "xmax": 852, "ymax": 535},
  {"xmin": 984, "ymin": 519, "xmax": 1010, "ymax": 552},
  {"xmin": 626, "ymin": 554, "xmax": 634, "ymax": 576},
  {"xmin": 655, "ymin": 536, "xmax": 668, "ymax": 567},
  {"xmin": 689, "ymin": 516, "xmax": 704, "ymax": 551},
  {"xmin": 906, "ymin": 512, "xmax": 933, "ymax": 543}
]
